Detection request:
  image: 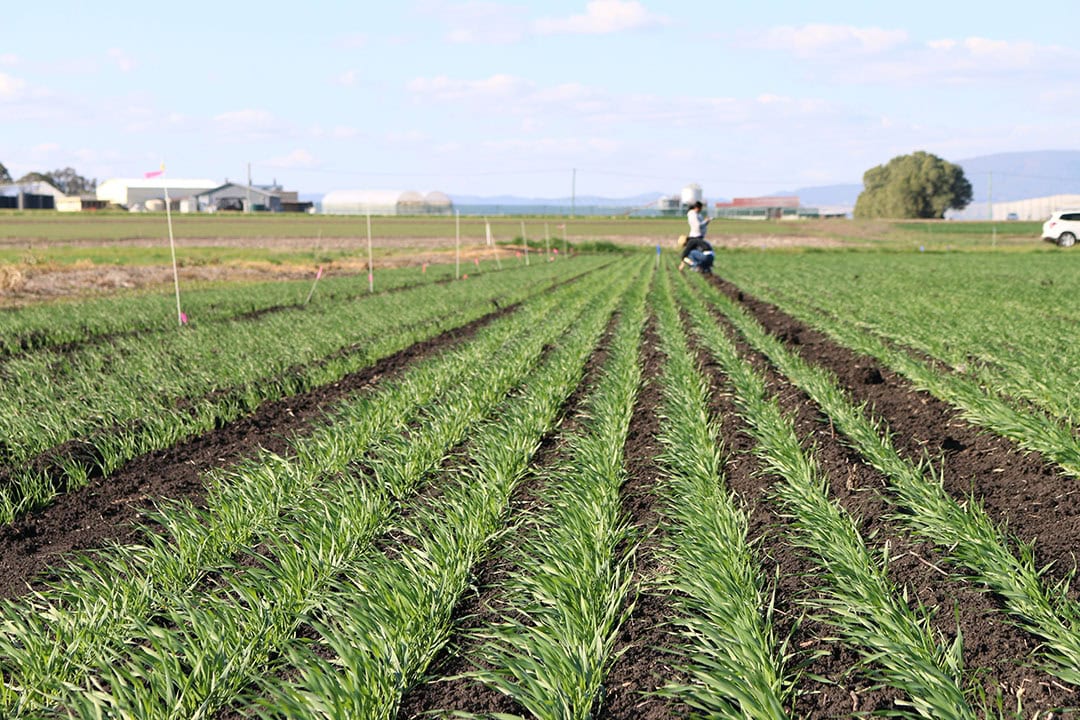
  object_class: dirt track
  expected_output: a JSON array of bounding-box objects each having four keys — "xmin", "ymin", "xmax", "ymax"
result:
[{"xmin": 0, "ymin": 232, "xmax": 849, "ymax": 306}]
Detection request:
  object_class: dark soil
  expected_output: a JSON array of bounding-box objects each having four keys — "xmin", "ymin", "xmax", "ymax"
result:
[
  {"xmin": 710, "ymin": 276, "xmax": 1080, "ymax": 590},
  {"xmin": 598, "ymin": 319, "xmax": 689, "ymax": 719},
  {"xmin": 0, "ymin": 304, "xmax": 515, "ymax": 599},
  {"xmin": 9, "ymin": 262, "xmax": 1080, "ymax": 717},
  {"xmin": 704, "ymin": 274, "xmax": 1080, "ymax": 715},
  {"xmin": 397, "ymin": 304, "xmax": 625, "ymax": 718}
]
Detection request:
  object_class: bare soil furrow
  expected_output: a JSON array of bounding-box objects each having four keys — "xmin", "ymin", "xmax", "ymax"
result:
[
  {"xmin": 396, "ymin": 303, "xmax": 624, "ymax": 718},
  {"xmin": 0, "ymin": 304, "xmax": 514, "ymax": 599},
  {"xmin": 702, "ymin": 275, "xmax": 1077, "ymax": 713},
  {"xmin": 708, "ymin": 276, "xmax": 1080, "ymax": 589},
  {"xmin": 599, "ymin": 319, "xmax": 688, "ymax": 720}
]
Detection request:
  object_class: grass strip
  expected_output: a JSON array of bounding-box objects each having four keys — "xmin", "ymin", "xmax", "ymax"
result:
[
  {"xmin": 727, "ymin": 279, "xmax": 1080, "ymax": 479},
  {"xmin": 0, "ymin": 259, "xmax": 607, "ymax": 523}
]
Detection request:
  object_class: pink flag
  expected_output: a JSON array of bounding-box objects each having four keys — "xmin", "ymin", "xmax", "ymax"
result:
[
  {"xmin": 145, "ymin": 170, "xmax": 164, "ymax": 179},
  {"xmin": 462, "ymin": 273, "xmax": 468, "ymax": 279},
  {"xmin": 422, "ymin": 263, "xmax": 427, "ymax": 273},
  {"xmin": 316, "ymin": 266, "xmax": 323, "ymax": 279},
  {"xmin": 180, "ymin": 312, "xmax": 188, "ymax": 325},
  {"xmin": 473, "ymin": 257, "xmax": 479, "ymax": 267}
]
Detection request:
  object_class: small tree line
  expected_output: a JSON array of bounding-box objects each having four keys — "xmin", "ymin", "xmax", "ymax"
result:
[{"xmin": 0, "ymin": 160, "xmax": 97, "ymax": 195}]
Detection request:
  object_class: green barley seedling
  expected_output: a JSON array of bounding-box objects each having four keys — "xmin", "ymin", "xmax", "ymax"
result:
[
  {"xmin": 0, "ymin": 264, "xmax": 618, "ymax": 716},
  {"xmin": 52, "ymin": 262, "xmax": 635, "ymax": 718},
  {"xmin": 261, "ymin": 265, "xmax": 644, "ymax": 719},
  {"xmin": 688, "ymin": 270, "xmax": 1080, "ymax": 689},
  {"xmin": 464, "ymin": 268, "xmax": 649, "ymax": 718},
  {"xmin": 0, "ymin": 258, "xmax": 613, "ymax": 523},
  {"xmin": 675, "ymin": 268, "xmax": 975, "ymax": 720},
  {"xmin": 649, "ymin": 267, "xmax": 790, "ymax": 718}
]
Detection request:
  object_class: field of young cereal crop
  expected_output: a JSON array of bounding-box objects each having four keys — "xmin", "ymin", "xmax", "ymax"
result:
[{"xmin": 1, "ymin": 246, "xmax": 1078, "ymax": 719}]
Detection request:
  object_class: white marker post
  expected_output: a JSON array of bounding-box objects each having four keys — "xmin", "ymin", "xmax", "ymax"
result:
[
  {"xmin": 366, "ymin": 213, "xmax": 374, "ymax": 293},
  {"xmin": 455, "ymin": 210, "xmax": 461, "ymax": 280},
  {"xmin": 305, "ymin": 266, "xmax": 324, "ymax": 305},
  {"xmin": 545, "ymin": 222, "xmax": 551, "ymax": 259},
  {"xmin": 164, "ymin": 183, "xmax": 183, "ymax": 326},
  {"xmin": 486, "ymin": 220, "xmax": 502, "ymax": 270},
  {"xmin": 521, "ymin": 220, "xmax": 529, "ymax": 266},
  {"xmin": 145, "ymin": 163, "xmax": 185, "ymax": 327}
]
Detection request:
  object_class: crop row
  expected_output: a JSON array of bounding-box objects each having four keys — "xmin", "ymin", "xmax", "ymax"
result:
[
  {"xmin": 687, "ymin": 270, "xmax": 1080, "ymax": 680},
  {"xmin": 717, "ymin": 252, "xmax": 1080, "ymax": 435},
  {"xmin": 0, "ymin": 257, "xmax": 610, "ymax": 524},
  {"xmin": 0, "ymin": 256, "xmax": 645, "ymax": 716},
  {"xmin": 718, "ymin": 274, "xmax": 1080, "ymax": 479},
  {"xmin": 456, "ymin": 256, "xmax": 650, "ymax": 712},
  {"xmin": 682, "ymin": 267, "xmax": 1080, "ymax": 713},
  {"xmin": 0, "ymin": 260, "xmax": 501, "ymax": 357},
  {"xmin": 5, "ymin": 253, "xmax": 1079, "ymax": 717}
]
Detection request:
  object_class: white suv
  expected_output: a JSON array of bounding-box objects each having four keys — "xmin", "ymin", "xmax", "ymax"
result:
[{"xmin": 1043, "ymin": 210, "xmax": 1080, "ymax": 247}]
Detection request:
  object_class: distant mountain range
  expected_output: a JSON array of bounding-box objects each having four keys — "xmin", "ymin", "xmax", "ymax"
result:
[
  {"xmin": 450, "ymin": 192, "xmax": 663, "ymax": 208},
  {"xmin": 305, "ymin": 151, "xmax": 1080, "ymax": 216},
  {"xmin": 779, "ymin": 150, "xmax": 1080, "ymax": 212}
]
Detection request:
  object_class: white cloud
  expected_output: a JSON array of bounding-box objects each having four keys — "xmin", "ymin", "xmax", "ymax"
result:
[
  {"xmin": 107, "ymin": 48, "xmax": 135, "ymax": 72},
  {"xmin": 0, "ymin": 72, "xmax": 26, "ymax": 100},
  {"xmin": 535, "ymin": 0, "xmax": 668, "ymax": 35},
  {"xmin": 408, "ymin": 73, "xmax": 533, "ymax": 101},
  {"xmin": 0, "ymin": 54, "xmax": 18, "ymax": 66},
  {"xmin": 332, "ymin": 125, "xmax": 360, "ymax": 139},
  {"xmin": 213, "ymin": 109, "xmax": 288, "ymax": 139},
  {"xmin": 337, "ymin": 69, "xmax": 358, "ymax": 86},
  {"xmin": 336, "ymin": 33, "xmax": 368, "ymax": 49},
  {"xmin": 417, "ymin": 1, "xmax": 529, "ymax": 44},
  {"xmin": 406, "ymin": 71, "xmax": 844, "ymax": 144},
  {"xmin": 265, "ymin": 149, "xmax": 317, "ymax": 168},
  {"xmin": 928, "ymin": 36, "xmax": 1040, "ymax": 72},
  {"xmin": 751, "ymin": 24, "xmax": 908, "ymax": 57}
]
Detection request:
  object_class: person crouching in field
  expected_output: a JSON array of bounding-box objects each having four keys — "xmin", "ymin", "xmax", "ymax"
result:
[
  {"xmin": 680, "ymin": 201, "xmax": 715, "ymax": 274},
  {"xmin": 679, "ymin": 235, "xmax": 715, "ymax": 273}
]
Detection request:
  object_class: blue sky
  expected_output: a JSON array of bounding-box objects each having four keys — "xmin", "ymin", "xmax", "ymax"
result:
[{"xmin": 3, "ymin": 0, "xmax": 1079, "ymax": 200}]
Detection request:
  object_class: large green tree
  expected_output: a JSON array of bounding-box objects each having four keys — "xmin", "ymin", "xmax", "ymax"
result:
[
  {"xmin": 854, "ymin": 151, "xmax": 972, "ymax": 219},
  {"xmin": 0, "ymin": 162, "xmax": 11, "ymax": 184}
]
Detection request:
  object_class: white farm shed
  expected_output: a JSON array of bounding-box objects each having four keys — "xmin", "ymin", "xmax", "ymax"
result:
[
  {"xmin": 321, "ymin": 190, "xmax": 454, "ymax": 216},
  {"xmin": 990, "ymin": 194, "xmax": 1080, "ymax": 221},
  {"xmin": 97, "ymin": 178, "xmax": 219, "ymax": 208}
]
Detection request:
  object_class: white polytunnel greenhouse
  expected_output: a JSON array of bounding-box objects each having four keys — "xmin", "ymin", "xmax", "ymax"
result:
[{"xmin": 320, "ymin": 189, "xmax": 454, "ymax": 215}]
